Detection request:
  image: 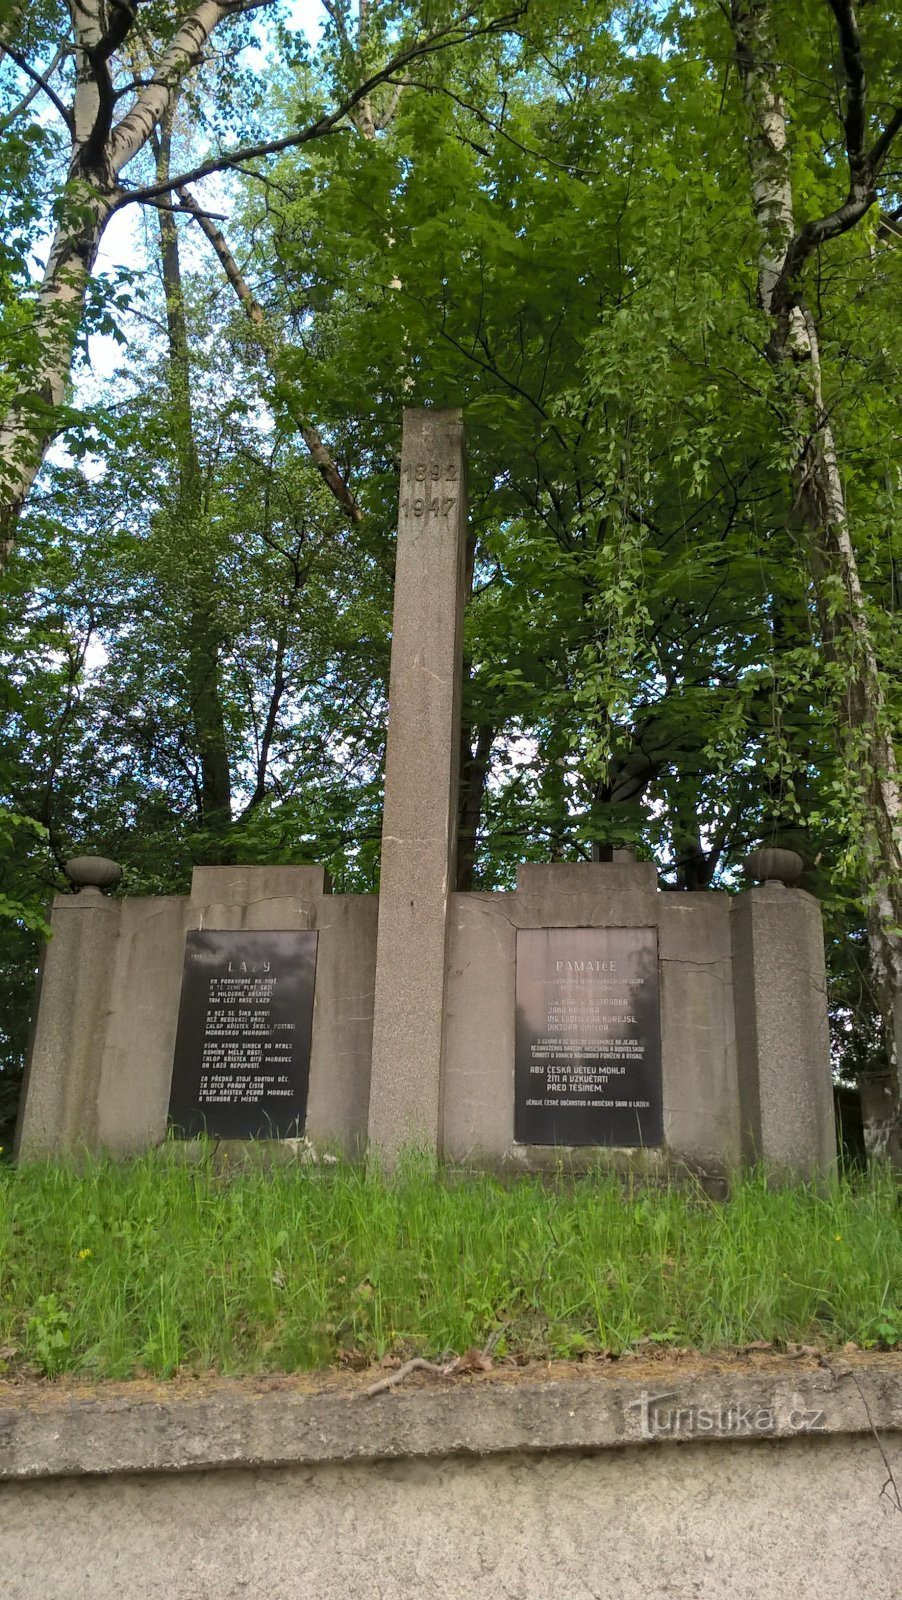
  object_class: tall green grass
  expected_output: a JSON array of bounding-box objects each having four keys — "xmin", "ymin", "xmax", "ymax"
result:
[{"xmin": 0, "ymin": 1151, "xmax": 899, "ymax": 1378}]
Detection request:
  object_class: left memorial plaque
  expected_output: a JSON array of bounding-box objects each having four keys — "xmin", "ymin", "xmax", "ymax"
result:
[{"xmin": 168, "ymin": 931, "xmax": 318, "ymax": 1139}]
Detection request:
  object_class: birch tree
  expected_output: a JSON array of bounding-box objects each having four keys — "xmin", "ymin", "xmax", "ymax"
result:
[
  {"xmin": 727, "ymin": 0, "xmax": 902, "ymax": 1160},
  {"xmin": 0, "ymin": 0, "xmax": 522, "ymax": 561}
]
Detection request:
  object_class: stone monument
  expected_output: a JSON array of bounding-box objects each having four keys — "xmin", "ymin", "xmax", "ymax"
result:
[{"xmin": 15, "ymin": 408, "xmax": 837, "ymax": 1181}]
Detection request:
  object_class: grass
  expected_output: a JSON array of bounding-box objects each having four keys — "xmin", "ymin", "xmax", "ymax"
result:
[{"xmin": 0, "ymin": 1150, "xmax": 899, "ymax": 1379}]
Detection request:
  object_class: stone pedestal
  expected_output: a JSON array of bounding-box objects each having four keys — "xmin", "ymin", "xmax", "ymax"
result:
[{"xmin": 367, "ymin": 408, "xmax": 468, "ymax": 1162}]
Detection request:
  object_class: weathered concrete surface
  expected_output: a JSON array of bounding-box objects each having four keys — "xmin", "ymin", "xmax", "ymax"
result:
[
  {"xmin": 443, "ymin": 889, "xmax": 518, "ymax": 1158},
  {"xmin": 0, "ymin": 1357, "xmax": 899, "ymax": 1478},
  {"xmin": 443, "ymin": 862, "xmax": 837, "ymax": 1177},
  {"xmin": 94, "ymin": 895, "xmax": 194, "ymax": 1153},
  {"xmin": 193, "ymin": 867, "xmax": 378, "ymax": 1156},
  {"xmin": 0, "ymin": 1439, "xmax": 900, "ymax": 1600},
  {"xmin": 0, "ymin": 1361, "xmax": 899, "ymax": 1599},
  {"xmin": 731, "ymin": 884, "xmax": 836, "ymax": 1176},
  {"xmin": 658, "ymin": 893, "xmax": 739, "ymax": 1169},
  {"xmin": 189, "ymin": 864, "xmax": 330, "ymax": 918},
  {"xmin": 368, "ymin": 408, "xmax": 468, "ymax": 1162},
  {"xmin": 15, "ymin": 894, "xmax": 122, "ymax": 1158},
  {"xmin": 305, "ymin": 892, "xmax": 378, "ymax": 1151},
  {"xmin": 515, "ymin": 859, "xmax": 660, "ymax": 920}
]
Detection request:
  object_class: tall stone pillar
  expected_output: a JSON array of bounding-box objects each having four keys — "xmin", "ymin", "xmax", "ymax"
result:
[
  {"xmin": 730, "ymin": 883, "xmax": 836, "ymax": 1177},
  {"xmin": 367, "ymin": 409, "xmax": 468, "ymax": 1162}
]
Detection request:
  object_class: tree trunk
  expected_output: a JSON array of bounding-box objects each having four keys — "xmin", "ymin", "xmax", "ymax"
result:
[
  {"xmin": 0, "ymin": 197, "xmax": 109, "ymax": 562},
  {"xmin": 154, "ymin": 108, "xmax": 232, "ymax": 837},
  {"xmin": 787, "ymin": 310, "xmax": 902, "ymax": 1162},
  {"xmin": 730, "ymin": 0, "xmax": 902, "ymax": 1162},
  {"xmin": 457, "ymin": 722, "xmax": 494, "ymax": 891}
]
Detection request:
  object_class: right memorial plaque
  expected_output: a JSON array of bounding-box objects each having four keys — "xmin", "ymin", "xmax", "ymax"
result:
[{"xmin": 515, "ymin": 927, "xmax": 663, "ymax": 1147}]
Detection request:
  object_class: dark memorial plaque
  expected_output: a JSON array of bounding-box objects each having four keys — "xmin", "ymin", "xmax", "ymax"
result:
[
  {"xmin": 515, "ymin": 927, "xmax": 662, "ymax": 1147},
  {"xmin": 168, "ymin": 931, "xmax": 317, "ymax": 1139}
]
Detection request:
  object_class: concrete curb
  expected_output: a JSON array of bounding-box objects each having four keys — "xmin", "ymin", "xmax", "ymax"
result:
[{"xmin": 1, "ymin": 1358, "xmax": 900, "ymax": 1482}]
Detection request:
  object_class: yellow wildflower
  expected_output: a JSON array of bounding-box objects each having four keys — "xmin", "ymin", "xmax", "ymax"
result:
[{"xmin": 77, "ymin": 1248, "xmax": 92, "ymax": 1261}]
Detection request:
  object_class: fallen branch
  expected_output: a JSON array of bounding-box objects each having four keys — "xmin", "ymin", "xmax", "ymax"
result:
[
  {"xmin": 364, "ymin": 1357, "xmax": 451, "ymax": 1396},
  {"xmin": 364, "ymin": 1346, "xmax": 494, "ymax": 1396}
]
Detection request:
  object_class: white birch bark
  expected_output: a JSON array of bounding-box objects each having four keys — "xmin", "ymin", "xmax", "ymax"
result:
[
  {"xmin": 0, "ymin": 0, "xmax": 257, "ymax": 560},
  {"xmin": 730, "ymin": 0, "xmax": 902, "ymax": 1162}
]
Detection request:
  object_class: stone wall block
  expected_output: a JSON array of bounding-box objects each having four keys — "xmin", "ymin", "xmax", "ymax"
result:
[
  {"xmin": 731, "ymin": 884, "xmax": 836, "ymax": 1176},
  {"xmin": 15, "ymin": 895, "xmax": 121, "ymax": 1159},
  {"xmin": 95, "ymin": 897, "xmax": 194, "ymax": 1154}
]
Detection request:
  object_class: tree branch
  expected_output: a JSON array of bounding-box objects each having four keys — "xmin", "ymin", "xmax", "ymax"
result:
[
  {"xmin": 322, "ymin": 0, "xmax": 354, "ymax": 56},
  {"xmin": 869, "ymin": 106, "xmax": 902, "ymax": 175},
  {"xmin": 243, "ymin": 613, "xmax": 291, "ymax": 813},
  {"xmin": 877, "ymin": 199, "xmax": 902, "ymax": 243},
  {"xmin": 770, "ymin": 0, "xmax": 901, "ymax": 305},
  {"xmin": 826, "ymin": 0, "xmax": 868, "ymax": 185},
  {"xmin": 95, "ymin": 0, "xmax": 139, "ymax": 63},
  {"xmin": 108, "ymin": 0, "xmax": 277, "ymax": 174},
  {"xmin": 825, "ymin": 0, "xmax": 902, "ymax": 187},
  {"xmin": 110, "ymin": 5, "xmax": 527, "ymax": 208},
  {"xmin": 117, "ymin": 114, "xmax": 347, "ymax": 205},
  {"xmin": 376, "ymin": 80, "xmax": 405, "ymax": 131},
  {"xmin": 140, "ymin": 197, "xmax": 228, "ymax": 219},
  {"xmin": 173, "ymin": 185, "xmax": 364, "ymax": 522},
  {"xmin": 1, "ymin": 44, "xmax": 73, "ymax": 131},
  {"xmin": 405, "ymin": 79, "xmax": 597, "ymax": 175}
]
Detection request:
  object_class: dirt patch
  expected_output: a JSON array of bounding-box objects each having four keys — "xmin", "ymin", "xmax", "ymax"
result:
[{"xmin": 1, "ymin": 1344, "xmax": 899, "ymax": 1412}]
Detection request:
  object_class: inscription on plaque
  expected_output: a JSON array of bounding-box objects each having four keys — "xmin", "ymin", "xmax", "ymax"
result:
[
  {"xmin": 515, "ymin": 927, "xmax": 662, "ymax": 1147},
  {"xmin": 168, "ymin": 930, "xmax": 317, "ymax": 1139}
]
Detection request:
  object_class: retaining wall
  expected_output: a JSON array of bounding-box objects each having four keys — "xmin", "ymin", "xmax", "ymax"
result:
[{"xmin": 1, "ymin": 1358, "xmax": 899, "ymax": 1599}]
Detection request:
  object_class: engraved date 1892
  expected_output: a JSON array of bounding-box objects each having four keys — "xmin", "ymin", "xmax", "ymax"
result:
[{"xmin": 401, "ymin": 460, "xmax": 458, "ymax": 518}]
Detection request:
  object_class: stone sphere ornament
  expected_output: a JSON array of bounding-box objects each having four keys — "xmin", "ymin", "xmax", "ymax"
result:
[
  {"xmin": 741, "ymin": 847, "xmax": 804, "ymax": 886},
  {"xmin": 63, "ymin": 856, "xmax": 123, "ymax": 893}
]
